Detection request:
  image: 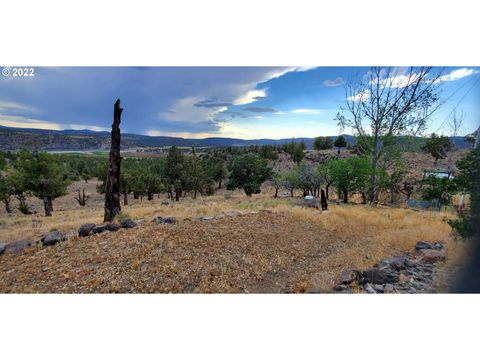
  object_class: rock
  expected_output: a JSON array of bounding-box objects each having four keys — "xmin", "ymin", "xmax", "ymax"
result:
[
  {"xmin": 373, "ymin": 284, "xmax": 385, "ymax": 293},
  {"xmin": 224, "ymin": 211, "xmax": 241, "ymax": 217},
  {"xmin": 364, "ymin": 283, "xmax": 376, "ymax": 294},
  {"xmin": 92, "ymin": 223, "xmax": 120, "ymax": 234},
  {"xmin": 64, "ymin": 230, "xmax": 78, "ymax": 240},
  {"xmin": 384, "ymin": 283, "xmax": 395, "ymax": 293},
  {"xmin": 359, "ymin": 268, "xmax": 389, "ymax": 285},
  {"xmin": 0, "ymin": 243, "xmax": 5, "ymax": 255},
  {"xmin": 79, "ymin": 223, "xmax": 95, "ymax": 237},
  {"xmin": 163, "ymin": 216, "xmax": 176, "ymax": 224},
  {"xmin": 161, "ymin": 201, "xmax": 170, "ymax": 206},
  {"xmin": 378, "ymin": 254, "xmax": 409, "ymax": 271},
  {"xmin": 4, "ymin": 240, "xmax": 32, "ymax": 254},
  {"xmin": 201, "ymin": 216, "xmax": 215, "ymax": 221},
  {"xmin": 416, "ymin": 249, "xmax": 446, "ymax": 263},
  {"xmin": 333, "ymin": 284, "xmax": 352, "ymax": 293},
  {"xmin": 120, "ymin": 218, "xmax": 137, "ymax": 229},
  {"xmin": 340, "ymin": 270, "xmax": 359, "ymax": 285},
  {"xmin": 152, "ymin": 216, "xmax": 176, "ymax": 224},
  {"xmin": 41, "ymin": 231, "xmax": 65, "ymax": 246},
  {"xmin": 135, "ymin": 219, "xmax": 145, "ymax": 226},
  {"xmin": 415, "ymin": 241, "xmax": 443, "ymax": 251},
  {"xmin": 214, "ymin": 214, "xmax": 225, "ymax": 220}
]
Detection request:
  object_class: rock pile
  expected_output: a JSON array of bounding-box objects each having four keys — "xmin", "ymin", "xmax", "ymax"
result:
[{"xmin": 333, "ymin": 241, "xmax": 447, "ymax": 293}]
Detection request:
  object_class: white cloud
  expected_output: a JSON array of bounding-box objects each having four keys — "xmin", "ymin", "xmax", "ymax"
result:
[
  {"xmin": 435, "ymin": 68, "xmax": 479, "ymax": 83},
  {"xmin": 0, "ymin": 114, "xmax": 61, "ymax": 130},
  {"xmin": 67, "ymin": 124, "xmax": 110, "ymax": 132},
  {"xmin": 232, "ymin": 89, "xmax": 267, "ymax": 105},
  {"xmin": 323, "ymin": 77, "xmax": 344, "ymax": 87},
  {"xmin": 0, "ymin": 100, "xmax": 38, "ymax": 113},
  {"xmin": 347, "ymin": 90, "xmax": 371, "ymax": 102},
  {"xmin": 291, "ymin": 108, "xmax": 323, "ymax": 114}
]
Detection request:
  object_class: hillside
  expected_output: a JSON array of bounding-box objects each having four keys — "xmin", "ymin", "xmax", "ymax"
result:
[{"xmin": 0, "ymin": 125, "xmax": 351, "ymax": 151}]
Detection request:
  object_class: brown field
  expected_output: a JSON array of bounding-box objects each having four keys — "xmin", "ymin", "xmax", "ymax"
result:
[{"xmin": 0, "ymin": 178, "xmax": 468, "ymax": 293}]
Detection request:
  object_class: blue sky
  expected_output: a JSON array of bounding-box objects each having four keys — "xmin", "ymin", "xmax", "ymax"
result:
[{"xmin": 0, "ymin": 66, "xmax": 478, "ymax": 139}]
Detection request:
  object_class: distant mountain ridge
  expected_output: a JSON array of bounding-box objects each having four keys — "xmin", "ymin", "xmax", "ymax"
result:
[{"xmin": 0, "ymin": 125, "xmax": 472, "ymax": 151}]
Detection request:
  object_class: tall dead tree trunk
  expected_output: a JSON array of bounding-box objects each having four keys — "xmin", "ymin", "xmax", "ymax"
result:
[{"xmin": 104, "ymin": 99, "xmax": 123, "ymax": 222}]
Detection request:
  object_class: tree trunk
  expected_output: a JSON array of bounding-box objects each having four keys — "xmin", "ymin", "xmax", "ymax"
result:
[
  {"xmin": 133, "ymin": 192, "xmax": 139, "ymax": 200},
  {"xmin": 175, "ymin": 190, "xmax": 180, "ymax": 202},
  {"xmin": 104, "ymin": 99, "xmax": 122, "ymax": 222},
  {"xmin": 218, "ymin": 180, "xmax": 222, "ymax": 189},
  {"xmin": 343, "ymin": 190, "xmax": 348, "ymax": 204},
  {"xmin": 147, "ymin": 189, "xmax": 153, "ymax": 201},
  {"xmin": 290, "ymin": 188, "xmax": 294, "ymax": 197},
  {"xmin": 325, "ymin": 181, "xmax": 332, "ymax": 200},
  {"xmin": 47, "ymin": 196, "xmax": 53, "ymax": 213},
  {"xmin": 43, "ymin": 195, "xmax": 52, "ymax": 216},
  {"xmin": 274, "ymin": 187, "xmax": 278, "ymax": 198},
  {"xmin": 4, "ymin": 199, "xmax": 12, "ymax": 213},
  {"xmin": 320, "ymin": 189, "xmax": 328, "ymax": 210},
  {"xmin": 124, "ymin": 192, "xmax": 128, "ymax": 206},
  {"xmin": 361, "ymin": 192, "xmax": 367, "ymax": 204}
]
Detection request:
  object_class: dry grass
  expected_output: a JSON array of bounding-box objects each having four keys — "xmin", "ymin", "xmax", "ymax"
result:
[{"xmin": 0, "ymin": 182, "xmax": 468, "ymax": 293}]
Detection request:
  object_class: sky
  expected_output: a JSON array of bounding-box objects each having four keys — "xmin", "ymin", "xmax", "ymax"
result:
[{"xmin": 0, "ymin": 66, "xmax": 478, "ymax": 139}]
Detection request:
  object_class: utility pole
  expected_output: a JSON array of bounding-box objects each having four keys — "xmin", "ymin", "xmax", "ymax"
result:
[{"xmin": 104, "ymin": 99, "xmax": 122, "ymax": 222}]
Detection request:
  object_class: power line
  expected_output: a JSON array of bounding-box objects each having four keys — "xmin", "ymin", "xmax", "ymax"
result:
[{"xmin": 433, "ymin": 74, "xmax": 480, "ymax": 134}]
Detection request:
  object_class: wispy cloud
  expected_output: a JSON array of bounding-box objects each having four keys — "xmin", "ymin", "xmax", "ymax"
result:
[
  {"xmin": 0, "ymin": 114, "xmax": 62, "ymax": 130},
  {"xmin": 291, "ymin": 108, "xmax": 323, "ymax": 114},
  {"xmin": 323, "ymin": 77, "xmax": 344, "ymax": 87}
]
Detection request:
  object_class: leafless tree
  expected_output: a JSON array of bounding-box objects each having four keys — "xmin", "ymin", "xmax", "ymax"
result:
[
  {"xmin": 336, "ymin": 67, "xmax": 444, "ymax": 203},
  {"xmin": 448, "ymin": 108, "xmax": 466, "ymax": 137}
]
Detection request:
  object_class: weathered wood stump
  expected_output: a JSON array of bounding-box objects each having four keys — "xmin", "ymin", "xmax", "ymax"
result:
[{"xmin": 104, "ymin": 99, "xmax": 122, "ymax": 222}]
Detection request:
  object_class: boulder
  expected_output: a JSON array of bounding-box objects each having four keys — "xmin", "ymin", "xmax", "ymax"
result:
[
  {"xmin": 92, "ymin": 223, "xmax": 120, "ymax": 234},
  {"xmin": 378, "ymin": 254, "xmax": 409, "ymax": 271},
  {"xmin": 120, "ymin": 218, "xmax": 137, "ymax": 229},
  {"xmin": 41, "ymin": 231, "xmax": 65, "ymax": 246},
  {"xmin": 0, "ymin": 242, "xmax": 5, "ymax": 255},
  {"xmin": 152, "ymin": 216, "xmax": 177, "ymax": 224},
  {"xmin": 201, "ymin": 216, "xmax": 215, "ymax": 221},
  {"xmin": 135, "ymin": 219, "xmax": 145, "ymax": 226},
  {"xmin": 415, "ymin": 241, "xmax": 443, "ymax": 251},
  {"xmin": 4, "ymin": 240, "xmax": 32, "ymax": 254},
  {"xmin": 416, "ymin": 249, "xmax": 446, "ymax": 263},
  {"xmin": 359, "ymin": 268, "xmax": 389, "ymax": 285},
  {"xmin": 364, "ymin": 283, "xmax": 377, "ymax": 294},
  {"xmin": 340, "ymin": 270, "xmax": 359, "ymax": 285},
  {"xmin": 79, "ymin": 223, "xmax": 95, "ymax": 237}
]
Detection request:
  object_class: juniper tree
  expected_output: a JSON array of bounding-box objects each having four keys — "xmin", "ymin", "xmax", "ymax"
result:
[{"xmin": 15, "ymin": 150, "xmax": 71, "ymax": 216}]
